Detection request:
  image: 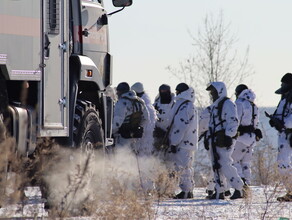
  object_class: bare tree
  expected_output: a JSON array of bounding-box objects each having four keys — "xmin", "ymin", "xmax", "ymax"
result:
[{"xmin": 167, "ymin": 11, "xmax": 253, "ymax": 107}]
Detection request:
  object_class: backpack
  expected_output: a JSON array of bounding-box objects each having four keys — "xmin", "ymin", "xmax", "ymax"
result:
[{"xmin": 118, "ymin": 97, "xmax": 144, "ymax": 139}]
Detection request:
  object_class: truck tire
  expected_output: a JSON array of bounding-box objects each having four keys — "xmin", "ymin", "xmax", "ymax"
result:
[{"xmin": 73, "ymin": 100, "xmax": 104, "ymax": 151}]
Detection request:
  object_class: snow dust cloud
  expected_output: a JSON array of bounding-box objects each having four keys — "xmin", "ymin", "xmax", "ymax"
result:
[{"xmin": 44, "ymin": 145, "xmax": 169, "ymax": 209}]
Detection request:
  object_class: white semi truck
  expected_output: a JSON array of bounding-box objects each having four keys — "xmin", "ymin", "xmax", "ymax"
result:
[{"xmin": 0, "ymin": 0, "xmax": 132, "ymax": 154}]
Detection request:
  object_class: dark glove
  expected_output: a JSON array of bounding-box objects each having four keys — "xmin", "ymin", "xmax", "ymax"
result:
[
  {"xmin": 269, "ymin": 119, "xmax": 275, "ymax": 128},
  {"xmin": 254, "ymin": 128, "xmax": 263, "ymax": 141},
  {"xmin": 224, "ymin": 135, "xmax": 233, "ymax": 148},
  {"xmin": 215, "ymin": 131, "xmax": 233, "ymax": 148},
  {"xmin": 269, "ymin": 118, "xmax": 284, "ymax": 131},
  {"xmin": 170, "ymin": 145, "xmax": 177, "ymax": 153}
]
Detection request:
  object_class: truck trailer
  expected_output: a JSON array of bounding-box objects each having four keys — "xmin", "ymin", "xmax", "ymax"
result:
[{"xmin": 0, "ymin": 0, "xmax": 132, "ymax": 155}]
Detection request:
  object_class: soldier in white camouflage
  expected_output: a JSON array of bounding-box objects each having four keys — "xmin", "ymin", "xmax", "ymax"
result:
[{"xmin": 267, "ymin": 73, "xmax": 292, "ymax": 202}]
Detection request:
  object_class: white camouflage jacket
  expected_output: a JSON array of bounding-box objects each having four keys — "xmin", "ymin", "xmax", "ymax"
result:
[
  {"xmin": 273, "ymin": 95, "xmax": 292, "ymax": 131},
  {"xmin": 168, "ymin": 87, "xmax": 198, "ymax": 150},
  {"xmin": 112, "ymin": 91, "xmax": 149, "ymax": 134},
  {"xmin": 236, "ymin": 88, "xmax": 259, "ymax": 144},
  {"xmin": 153, "ymin": 93, "xmax": 175, "ymax": 131},
  {"xmin": 207, "ymin": 82, "xmax": 239, "ymax": 138}
]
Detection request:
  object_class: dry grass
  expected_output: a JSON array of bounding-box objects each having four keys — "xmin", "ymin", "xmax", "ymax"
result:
[
  {"xmin": 38, "ymin": 146, "xmax": 176, "ymax": 219},
  {"xmin": 0, "ymin": 137, "xmax": 27, "ymax": 206},
  {"xmin": 1, "ymin": 136, "xmax": 161, "ymax": 218},
  {"xmin": 1, "ymin": 121, "xmax": 290, "ymax": 219}
]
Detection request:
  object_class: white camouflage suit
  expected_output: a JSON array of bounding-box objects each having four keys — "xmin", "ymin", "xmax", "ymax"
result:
[
  {"xmin": 153, "ymin": 93, "xmax": 175, "ymax": 131},
  {"xmin": 272, "ymin": 97, "xmax": 292, "ymax": 193},
  {"xmin": 112, "ymin": 90, "xmax": 149, "ymax": 153},
  {"xmin": 206, "ymin": 82, "xmax": 244, "ymax": 194},
  {"xmin": 199, "ymin": 104, "xmax": 230, "ymax": 192},
  {"xmin": 138, "ymin": 92, "xmax": 158, "ymax": 156},
  {"xmin": 153, "ymin": 93, "xmax": 175, "ymax": 158},
  {"xmin": 232, "ymin": 89, "xmax": 259, "ymax": 185},
  {"xmin": 168, "ymin": 87, "xmax": 198, "ymax": 193}
]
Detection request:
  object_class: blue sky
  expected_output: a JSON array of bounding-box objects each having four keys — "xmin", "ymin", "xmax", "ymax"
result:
[{"xmin": 104, "ymin": 0, "xmax": 292, "ymax": 107}]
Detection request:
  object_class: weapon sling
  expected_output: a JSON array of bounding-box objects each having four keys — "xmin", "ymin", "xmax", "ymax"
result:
[
  {"xmin": 161, "ymin": 100, "xmax": 189, "ymax": 153},
  {"xmin": 210, "ymin": 97, "xmax": 228, "ymax": 192}
]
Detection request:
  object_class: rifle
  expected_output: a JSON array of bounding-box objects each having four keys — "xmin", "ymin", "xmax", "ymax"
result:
[
  {"xmin": 209, "ymin": 127, "xmax": 222, "ymax": 197},
  {"xmin": 264, "ymin": 111, "xmax": 285, "ymax": 131}
]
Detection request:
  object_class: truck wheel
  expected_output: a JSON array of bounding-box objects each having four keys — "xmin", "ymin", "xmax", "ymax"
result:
[{"xmin": 74, "ymin": 100, "xmax": 104, "ymax": 151}]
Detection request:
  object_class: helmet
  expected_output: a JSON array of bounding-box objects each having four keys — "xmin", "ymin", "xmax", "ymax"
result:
[
  {"xmin": 275, "ymin": 73, "xmax": 292, "ymax": 94},
  {"xmin": 235, "ymin": 84, "xmax": 248, "ymax": 97},
  {"xmin": 116, "ymin": 82, "xmax": 130, "ymax": 94},
  {"xmin": 131, "ymin": 82, "xmax": 144, "ymax": 94},
  {"xmin": 281, "ymin": 73, "xmax": 292, "ymax": 84},
  {"xmin": 175, "ymin": 83, "xmax": 189, "ymax": 94},
  {"xmin": 159, "ymin": 84, "xmax": 171, "ymax": 92}
]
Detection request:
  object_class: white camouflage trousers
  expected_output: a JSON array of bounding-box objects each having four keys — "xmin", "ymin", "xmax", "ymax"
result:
[
  {"xmin": 209, "ymin": 145, "xmax": 244, "ymax": 193},
  {"xmin": 172, "ymin": 147, "xmax": 195, "ymax": 193},
  {"xmin": 232, "ymin": 141, "xmax": 255, "ymax": 185},
  {"xmin": 278, "ymin": 132, "xmax": 292, "ymax": 192}
]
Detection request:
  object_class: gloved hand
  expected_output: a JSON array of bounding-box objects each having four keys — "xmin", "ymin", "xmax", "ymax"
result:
[
  {"xmin": 224, "ymin": 135, "xmax": 233, "ymax": 148},
  {"xmin": 170, "ymin": 145, "xmax": 177, "ymax": 153},
  {"xmin": 216, "ymin": 132, "xmax": 233, "ymax": 148},
  {"xmin": 254, "ymin": 128, "xmax": 263, "ymax": 141},
  {"xmin": 269, "ymin": 119, "xmax": 275, "ymax": 128},
  {"xmin": 269, "ymin": 118, "xmax": 284, "ymax": 132}
]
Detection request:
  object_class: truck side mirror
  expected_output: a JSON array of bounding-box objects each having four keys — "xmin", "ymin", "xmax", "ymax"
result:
[{"xmin": 112, "ymin": 0, "xmax": 132, "ymax": 7}]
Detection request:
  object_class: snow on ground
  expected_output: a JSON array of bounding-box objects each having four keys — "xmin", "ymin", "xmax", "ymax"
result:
[
  {"xmin": 154, "ymin": 186, "xmax": 291, "ymax": 220},
  {"xmin": 0, "ymin": 186, "xmax": 291, "ymax": 219}
]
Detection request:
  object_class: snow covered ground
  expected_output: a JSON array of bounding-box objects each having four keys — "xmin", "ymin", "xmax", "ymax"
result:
[
  {"xmin": 0, "ymin": 186, "xmax": 291, "ymax": 219},
  {"xmin": 154, "ymin": 187, "xmax": 291, "ymax": 220},
  {"xmin": 1, "ymin": 107, "xmax": 290, "ymax": 219}
]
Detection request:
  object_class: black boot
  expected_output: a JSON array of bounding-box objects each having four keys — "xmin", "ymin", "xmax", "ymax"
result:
[
  {"xmin": 224, "ymin": 190, "xmax": 231, "ymax": 197},
  {"xmin": 173, "ymin": 191, "xmax": 186, "ymax": 199},
  {"xmin": 174, "ymin": 191, "xmax": 194, "ymax": 199},
  {"xmin": 277, "ymin": 193, "xmax": 292, "ymax": 202},
  {"xmin": 207, "ymin": 191, "xmax": 224, "ymax": 200},
  {"xmin": 187, "ymin": 191, "xmax": 194, "ymax": 199},
  {"xmin": 230, "ymin": 189, "xmax": 243, "ymax": 200},
  {"xmin": 241, "ymin": 178, "xmax": 250, "ymax": 190},
  {"xmin": 205, "ymin": 190, "xmax": 214, "ymax": 198}
]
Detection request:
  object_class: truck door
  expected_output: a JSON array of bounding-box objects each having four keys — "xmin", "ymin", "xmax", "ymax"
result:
[{"xmin": 40, "ymin": 0, "xmax": 69, "ymax": 137}]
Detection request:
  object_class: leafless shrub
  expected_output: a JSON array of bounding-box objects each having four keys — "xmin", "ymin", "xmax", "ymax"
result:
[
  {"xmin": 167, "ymin": 11, "xmax": 253, "ymax": 108},
  {"xmin": 154, "ymin": 170, "xmax": 178, "ymax": 199},
  {"xmin": 251, "ymin": 124, "xmax": 278, "ymax": 186}
]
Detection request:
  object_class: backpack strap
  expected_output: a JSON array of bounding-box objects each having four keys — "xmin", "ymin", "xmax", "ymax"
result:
[
  {"xmin": 122, "ymin": 96, "xmax": 143, "ymax": 112},
  {"xmin": 214, "ymin": 97, "xmax": 229, "ymax": 129},
  {"xmin": 273, "ymin": 97, "xmax": 287, "ymax": 123},
  {"xmin": 250, "ymin": 101, "xmax": 256, "ymax": 128},
  {"xmin": 166, "ymin": 100, "xmax": 190, "ymax": 134}
]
